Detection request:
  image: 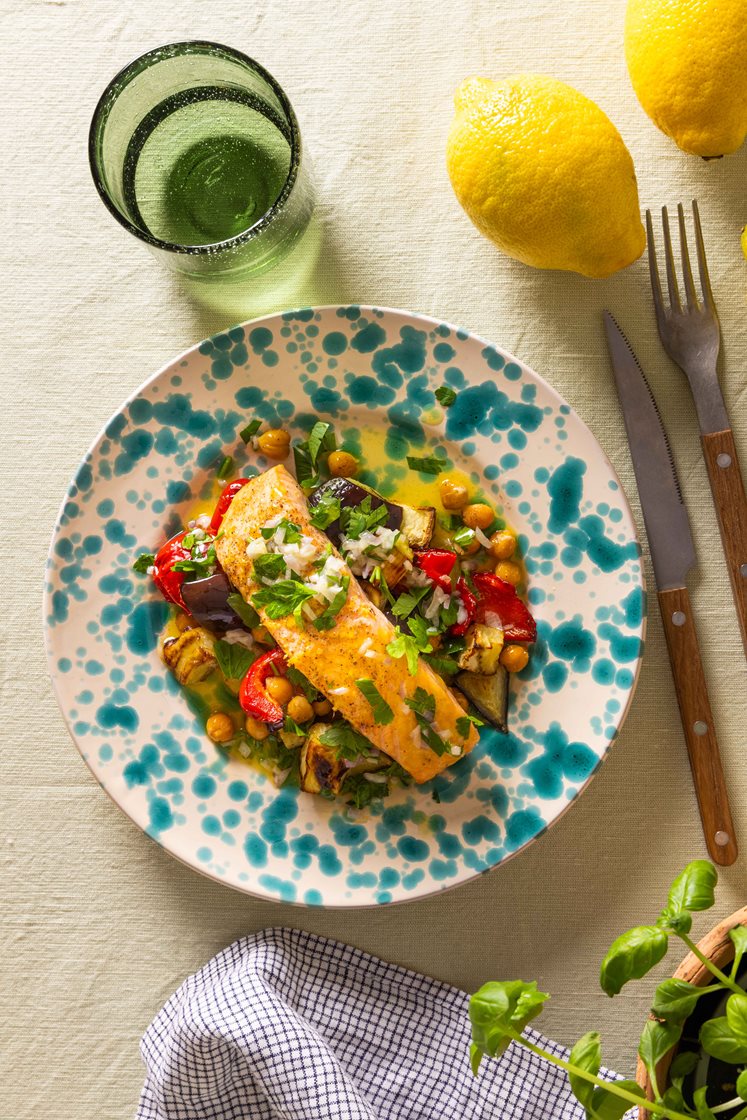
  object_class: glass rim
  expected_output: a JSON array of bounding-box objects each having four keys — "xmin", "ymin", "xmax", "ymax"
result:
[{"xmin": 88, "ymin": 40, "xmax": 303, "ymax": 256}]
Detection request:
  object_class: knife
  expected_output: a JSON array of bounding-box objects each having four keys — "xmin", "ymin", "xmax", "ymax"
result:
[{"xmin": 603, "ymin": 311, "xmax": 737, "ymax": 866}]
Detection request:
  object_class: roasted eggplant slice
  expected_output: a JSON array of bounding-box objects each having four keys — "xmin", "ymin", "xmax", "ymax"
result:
[
  {"xmin": 162, "ymin": 627, "xmax": 217, "ymax": 686},
  {"xmin": 309, "ymin": 478, "xmax": 435, "ymax": 549},
  {"xmin": 181, "ymin": 569, "xmax": 246, "ymax": 633},
  {"xmin": 299, "ymin": 722, "xmax": 388, "ymax": 794},
  {"xmin": 455, "ymin": 666, "xmax": 509, "ymax": 733},
  {"xmin": 456, "ymin": 624, "xmax": 504, "ymax": 675}
]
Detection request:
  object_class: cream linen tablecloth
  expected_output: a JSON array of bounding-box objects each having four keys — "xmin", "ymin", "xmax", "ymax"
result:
[{"xmin": 2, "ymin": 1, "xmax": 746, "ymax": 1116}]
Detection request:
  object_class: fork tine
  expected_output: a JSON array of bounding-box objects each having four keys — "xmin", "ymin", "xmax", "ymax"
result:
[
  {"xmin": 645, "ymin": 209, "xmax": 667, "ymax": 329},
  {"xmin": 661, "ymin": 206, "xmax": 681, "ymax": 312},
  {"xmin": 677, "ymin": 203, "xmax": 699, "ymax": 310},
  {"xmin": 691, "ymin": 199, "xmax": 715, "ymax": 311}
]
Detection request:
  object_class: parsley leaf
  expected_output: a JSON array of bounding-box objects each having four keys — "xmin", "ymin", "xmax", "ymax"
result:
[
  {"xmin": 456, "ymin": 713, "xmax": 484, "ymax": 738},
  {"xmin": 355, "ymin": 678, "xmax": 395, "ymax": 725},
  {"xmin": 391, "ymin": 586, "xmax": 431, "ymax": 619},
  {"xmin": 253, "ymin": 553, "xmax": 286, "ymax": 583},
  {"xmin": 319, "ymin": 721, "xmax": 377, "ymax": 761},
  {"xmin": 387, "ymin": 623, "xmax": 432, "ymax": 675},
  {"xmin": 293, "ymin": 442, "xmax": 316, "ymax": 488},
  {"xmin": 239, "ymin": 419, "xmax": 261, "ymax": 443},
  {"xmin": 286, "ymin": 666, "xmax": 318, "ymax": 702},
  {"xmin": 309, "ymin": 490, "xmax": 342, "ymax": 530},
  {"xmin": 307, "ymin": 421, "xmax": 336, "ymax": 466},
  {"xmin": 435, "ymin": 385, "xmax": 457, "ymax": 408},
  {"xmin": 252, "ymin": 579, "xmax": 316, "ymax": 622},
  {"xmin": 132, "ymin": 553, "xmax": 155, "ymax": 574},
  {"xmin": 313, "ymin": 577, "xmax": 350, "ymax": 631},
  {"xmin": 406, "ymin": 454, "xmax": 447, "ymax": 476},
  {"xmin": 340, "ymin": 495, "xmax": 389, "ymax": 541},
  {"xmin": 172, "ymin": 541, "xmax": 217, "ymax": 578},
  {"xmin": 406, "ymin": 614, "xmax": 433, "ymax": 647},
  {"xmin": 261, "ymin": 518, "xmax": 302, "ymax": 544},
  {"xmin": 214, "ymin": 639, "xmax": 256, "ymax": 680},
  {"xmin": 406, "ymin": 687, "xmax": 436, "ymax": 720},
  {"xmin": 226, "ymin": 592, "xmax": 261, "ymax": 629},
  {"xmin": 422, "ymin": 653, "xmax": 461, "ymax": 676},
  {"xmin": 344, "ymin": 772, "xmax": 389, "ymax": 808}
]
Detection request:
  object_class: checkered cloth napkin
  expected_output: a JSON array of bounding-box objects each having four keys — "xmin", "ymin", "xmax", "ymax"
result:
[{"xmin": 137, "ymin": 927, "xmax": 625, "ymax": 1119}]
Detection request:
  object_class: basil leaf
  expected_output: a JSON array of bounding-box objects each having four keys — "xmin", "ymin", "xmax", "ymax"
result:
[
  {"xmin": 132, "ymin": 552, "xmax": 155, "ymax": 573},
  {"xmin": 355, "ymin": 678, "xmax": 394, "ymax": 725},
  {"xmin": 213, "ymin": 639, "xmax": 256, "ymax": 681},
  {"xmin": 730, "ymin": 927, "xmax": 747, "ymax": 978},
  {"xmin": 568, "ymin": 1032, "xmax": 601, "ymax": 1110},
  {"xmin": 293, "ymin": 443, "xmax": 316, "ymax": 487},
  {"xmin": 599, "ymin": 926, "xmax": 669, "ymax": 997},
  {"xmin": 726, "ymin": 993, "xmax": 747, "ymax": 1043},
  {"xmin": 252, "ymin": 579, "xmax": 316, "ymax": 621},
  {"xmin": 651, "ymin": 978, "xmax": 706, "ymax": 1024},
  {"xmin": 253, "ymin": 553, "xmax": 286, "ymax": 583},
  {"xmin": 693, "ymin": 1085, "xmax": 718, "ymax": 1120},
  {"xmin": 392, "ymin": 586, "xmax": 430, "ymax": 619},
  {"xmin": 666, "ymin": 860, "xmax": 718, "ymax": 915},
  {"xmin": 638, "ymin": 1018, "xmax": 682, "ymax": 1073},
  {"xmin": 239, "ymin": 419, "xmax": 261, "ymax": 443},
  {"xmin": 309, "ymin": 491, "xmax": 341, "ymax": 530},
  {"xmin": 307, "ymin": 421, "xmax": 335, "ymax": 467},
  {"xmin": 313, "ymin": 578, "xmax": 350, "ymax": 631},
  {"xmin": 435, "ymin": 385, "xmax": 456, "ymax": 408},
  {"xmin": 469, "ymin": 980, "xmax": 549, "ymax": 1062},
  {"xmin": 736, "ymin": 1069, "xmax": 747, "ymax": 1101},
  {"xmin": 587, "ymin": 1082, "xmax": 645, "ymax": 1120},
  {"xmin": 226, "ymin": 592, "xmax": 260, "ymax": 629},
  {"xmin": 669, "ymin": 1050, "xmax": 699, "ymax": 1087},
  {"xmin": 406, "ymin": 454, "xmax": 447, "ymax": 476},
  {"xmin": 700, "ymin": 1016, "xmax": 747, "ymax": 1063}
]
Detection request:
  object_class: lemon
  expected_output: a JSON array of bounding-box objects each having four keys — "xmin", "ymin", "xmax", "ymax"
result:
[
  {"xmin": 626, "ymin": 0, "xmax": 747, "ymax": 157},
  {"xmin": 446, "ymin": 75, "xmax": 645, "ymax": 278}
]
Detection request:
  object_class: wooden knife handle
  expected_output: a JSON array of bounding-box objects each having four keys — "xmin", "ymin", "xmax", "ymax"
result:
[
  {"xmin": 658, "ymin": 586, "xmax": 738, "ymax": 866},
  {"xmin": 702, "ymin": 429, "xmax": 747, "ymax": 658}
]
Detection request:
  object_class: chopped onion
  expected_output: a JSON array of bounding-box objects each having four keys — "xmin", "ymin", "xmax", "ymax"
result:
[{"xmin": 474, "ymin": 526, "xmax": 492, "ymax": 549}]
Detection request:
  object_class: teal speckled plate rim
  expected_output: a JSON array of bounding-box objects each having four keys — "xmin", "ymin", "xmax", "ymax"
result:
[{"xmin": 44, "ymin": 305, "xmax": 646, "ymax": 908}]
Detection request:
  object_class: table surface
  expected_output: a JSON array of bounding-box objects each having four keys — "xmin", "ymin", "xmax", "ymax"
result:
[{"xmin": 3, "ymin": 1, "xmax": 746, "ymax": 1115}]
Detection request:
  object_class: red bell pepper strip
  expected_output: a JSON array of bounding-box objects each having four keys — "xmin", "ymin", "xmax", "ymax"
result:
[
  {"xmin": 472, "ymin": 571, "xmax": 536, "ymax": 642},
  {"xmin": 209, "ymin": 478, "xmax": 251, "ymax": 534},
  {"xmin": 451, "ymin": 576, "xmax": 477, "ymax": 636},
  {"xmin": 414, "ymin": 548, "xmax": 457, "ymax": 592},
  {"xmin": 239, "ymin": 649, "xmax": 288, "ymax": 726},
  {"xmin": 152, "ymin": 531, "xmax": 191, "ymax": 612}
]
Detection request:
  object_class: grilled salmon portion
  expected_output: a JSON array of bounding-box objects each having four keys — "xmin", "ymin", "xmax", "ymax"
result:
[{"xmin": 215, "ymin": 465, "xmax": 478, "ymax": 782}]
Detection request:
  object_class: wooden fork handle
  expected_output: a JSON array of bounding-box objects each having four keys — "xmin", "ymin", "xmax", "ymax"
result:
[
  {"xmin": 658, "ymin": 586, "xmax": 738, "ymax": 866},
  {"xmin": 702, "ymin": 429, "xmax": 747, "ymax": 658}
]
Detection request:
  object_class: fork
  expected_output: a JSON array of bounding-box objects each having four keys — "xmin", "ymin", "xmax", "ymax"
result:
[{"xmin": 647, "ymin": 201, "xmax": 747, "ymax": 657}]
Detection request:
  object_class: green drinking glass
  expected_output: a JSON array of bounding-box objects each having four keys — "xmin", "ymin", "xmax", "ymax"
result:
[{"xmin": 89, "ymin": 41, "xmax": 315, "ymax": 281}]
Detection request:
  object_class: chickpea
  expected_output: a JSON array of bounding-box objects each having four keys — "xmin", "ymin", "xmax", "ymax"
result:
[
  {"xmin": 265, "ymin": 675, "xmax": 294, "ymax": 706},
  {"xmin": 245, "ymin": 715, "xmax": 269, "ymax": 740},
  {"xmin": 206, "ymin": 712, "xmax": 235, "ymax": 743},
  {"xmin": 439, "ymin": 478, "xmax": 469, "ymax": 511},
  {"xmin": 494, "ymin": 560, "xmax": 522, "ymax": 587},
  {"xmin": 287, "ymin": 695, "xmax": 314, "ymax": 724},
  {"xmin": 313, "ymin": 698, "xmax": 333, "ymax": 717},
  {"xmin": 257, "ymin": 428, "xmax": 290, "ymax": 460},
  {"xmin": 328, "ymin": 450, "xmax": 358, "ymax": 477},
  {"xmin": 251, "ymin": 625, "xmax": 272, "ymax": 645},
  {"xmin": 500, "ymin": 644, "xmax": 529, "ymax": 673},
  {"xmin": 454, "ymin": 690, "xmax": 470, "ymax": 711},
  {"xmin": 462, "ymin": 502, "xmax": 494, "ymax": 530},
  {"xmin": 489, "ymin": 529, "xmax": 516, "ymax": 561}
]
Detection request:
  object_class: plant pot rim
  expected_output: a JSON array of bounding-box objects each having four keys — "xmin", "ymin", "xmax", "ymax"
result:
[{"xmin": 637, "ymin": 906, "xmax": 747, "ymax": 1119}]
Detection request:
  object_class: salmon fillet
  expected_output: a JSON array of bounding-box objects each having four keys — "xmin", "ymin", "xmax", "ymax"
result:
[{"xmin": 215, "ymin": 465, "xmax": 478, "ymax": 782}]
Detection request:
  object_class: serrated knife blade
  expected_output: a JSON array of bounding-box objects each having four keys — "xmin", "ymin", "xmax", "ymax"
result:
[{"xmin": 603, "ymin": 311, "xmax": 696, "ymax": 591}]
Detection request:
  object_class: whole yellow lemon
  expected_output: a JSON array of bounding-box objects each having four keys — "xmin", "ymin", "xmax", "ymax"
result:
[
  {"xmin": 446, "ymin": 75, "xmax": 645, "ymax": 278},
  {"xmin": 626, "ymin": 0, "xmax": 747, "ymax": 156}
]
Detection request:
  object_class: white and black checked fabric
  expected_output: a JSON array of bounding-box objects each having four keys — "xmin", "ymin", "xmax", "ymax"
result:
[{"xmin": 137, "ymin": 928, "xmax": 627, "ymax": 1120}]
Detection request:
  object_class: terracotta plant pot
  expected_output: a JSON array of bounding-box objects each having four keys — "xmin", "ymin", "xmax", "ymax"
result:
[{"xmin": 637, "ymin": 906, "xmax": 747, "ymax": 1119}]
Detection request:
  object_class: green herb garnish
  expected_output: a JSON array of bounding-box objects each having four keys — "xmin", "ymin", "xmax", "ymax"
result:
[
  {"xmin": 309, "ymin": 490, "xmax": 342, "ymax": 530},
  {"xmin": 252, "ymin": 579, "xmax": 316, "ymax": 624},
  {"xmin": 355, "ymin": 678, "xmax": 394, "ymax": 725},
  {"xmin": 344, "ymin": 772, "xmax": 389, "ymax": 809},
  {"xmin": 319, "ymin": 721, "xmax": 377, "ymax": 761},
  {"xmin": 422, "ymin": 653, "xmax": 461, "ymax": 676},
  {"xmin": 406, "ymin": 687, "xmax": 449, "ymax": 755},
  {"xmin": 239, "ymin": 419, "xmax": 261, "ymax": 443},
  {"xmin": 293, "ymin": 421, "xmax": 337, "ymax": 488},
  {"xmin": 452, "ymin": 524, "xmax": 477, "ymax": 551},
  {"xmin": 253, "ymin": 553, "xmax": 286, "ymax": 583},
  {"xmin": 391, "ymin": 586, "xmax": 431, "ymax": 619},
  {"xmin": 261, "ymin": 518, "xmax": 302, "ymax": 544},
  {"xmin": 172, "ymin": 541, "xmax": 217, "ymax": 579},
  {"xmin": 406, "ymin": 454, "xmax": 447, "ymax": 476},
  {"xmin": 217, "ymin": 455, "xmax": 234, "ymax": 479},
  {"xmin": 132, "ymin": 553, "xmax": 155, "ymax": 574},
  {"xmin": 286, "ymin": 666, "xmax": 318, "ymax": 702},
  {"xmin": 313, "ymin": 577, "xmax": 350, "ymax": 631},
  {"xmin": 387, "ymin": 623, "xmax": 433, "ymax": 675},
  {"xmin": 456, "ymin": 713, "xmax": 484, "ymax": 738},
  {"xmin": 213, "ymin": 639, "xmax": 256, "ymax": 681},
  {"xmin": 340, "ymin": 496, "xmax": 389, "ymax": 541},
  {"xmin": 226, "ymin": 592, "xmax": 261, "ymax": 629},
  {"xmin": 435, "ymin": 385, "xmax": 457, "ymax": 408}
]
